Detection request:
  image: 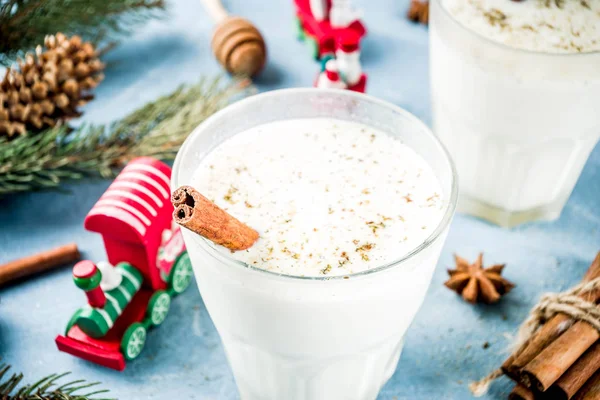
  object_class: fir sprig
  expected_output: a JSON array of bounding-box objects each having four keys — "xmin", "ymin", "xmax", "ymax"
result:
[
  {"xmin": 0, "ymin": 76, "xmax": 250, "ymax": 196},
  {"xmin": 0, "ymin": 363, "xmax": 113, "ymax": 400},
  {"xmin": 0, "ymin": 0, "xmax": 165, "ymax": 64}
]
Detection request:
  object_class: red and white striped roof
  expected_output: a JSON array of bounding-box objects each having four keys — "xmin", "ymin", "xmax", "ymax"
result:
[{"xmin": 85, "ymin": 157, "xmax": 173, "ymax": 242}]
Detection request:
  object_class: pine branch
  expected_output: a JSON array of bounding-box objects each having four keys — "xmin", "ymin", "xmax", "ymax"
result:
[
  {"xmin": 0, "ymin": 76, "xmax": 251, "ymax": 196},
  {"xmin": 0, "ymin": 0, "xmax": 165, "ymax": 64},
  {"xmin": 0, "ymin": 363, "xmax": 113, "ymax": 400}
]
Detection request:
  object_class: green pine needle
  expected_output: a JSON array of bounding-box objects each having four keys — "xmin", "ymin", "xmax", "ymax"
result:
[
  {"xmin": 0, "ymin": 363, "xmax": 112, "ymax": 400},
  {"xmin": 0, "ymin": 76, "xmax": 250, "ymax": 197},
  {"xmin": 0, "ymin": 0, "xmax": 165, "ymax": 64}
]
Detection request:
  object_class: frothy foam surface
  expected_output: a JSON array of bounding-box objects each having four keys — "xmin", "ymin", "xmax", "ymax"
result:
[
  {"xmin": 443, "ymin": 0, "xmax": 600, "ymax": 53},
  {"xmin": 192, "ymin": 118, "xmax": 444, "ymax": 277}
]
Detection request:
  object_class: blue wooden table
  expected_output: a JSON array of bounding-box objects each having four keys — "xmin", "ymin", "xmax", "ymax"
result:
[{"xmin": 1, "ymin": 0, "xmax": 599, "ymax": 398}]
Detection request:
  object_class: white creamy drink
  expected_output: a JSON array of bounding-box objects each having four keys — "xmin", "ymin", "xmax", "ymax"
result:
[
  {"xmin": 192, "ymin": 118, "xmax": 444, "ymax": 277},
  {"xmin": 430, "ymin": 0, "xmax": 600, "ymax": 226},
  {"xmin": 173, "ymin": 89, "xmax": 457, "ymax": 400}
]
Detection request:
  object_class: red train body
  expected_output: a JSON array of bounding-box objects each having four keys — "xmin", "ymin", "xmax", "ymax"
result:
[{"xmin": 55, "ymin": 157, "xmax": 192, "ymax": 371}]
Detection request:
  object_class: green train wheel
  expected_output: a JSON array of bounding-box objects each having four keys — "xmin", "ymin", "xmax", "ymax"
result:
[
  {"xmin": 169, "ymin": 252, "xmax": 193, "ymax": 295},
  {"xmin": 121, "ymin": 323, "xmax": 146, "ymax": 360},
  {"xmin": 147, "ymin": 290, "xmax": 171, "ymax": 326}
]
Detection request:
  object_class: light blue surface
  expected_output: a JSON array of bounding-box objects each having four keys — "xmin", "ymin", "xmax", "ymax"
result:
[{"xmin": 1, "ymin": 0, "xmax": 599, "ymax": 399}]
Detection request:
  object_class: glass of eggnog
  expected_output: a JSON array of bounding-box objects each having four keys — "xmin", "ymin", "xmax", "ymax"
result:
[
  {"xmin": 172, "ymin": 89, "xmax": 457, "ymax": 400},
  {"xmin": 430, "ymin": 0, "xmax": 600, "ymax": 227}
]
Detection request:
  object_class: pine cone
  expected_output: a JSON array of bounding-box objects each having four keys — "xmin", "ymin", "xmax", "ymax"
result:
[{"xmin": 0, "ymin": 33, "xmax": 104, "ymax": 139}]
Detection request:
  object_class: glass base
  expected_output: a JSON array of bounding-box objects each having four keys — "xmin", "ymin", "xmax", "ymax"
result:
[
  {"xmin": 229, "ymin": 335, "xmax": 405, "ymax": 400},
  {"xmin": 458, "ymin": 193, "xmax": 563, "ymax": 228}
]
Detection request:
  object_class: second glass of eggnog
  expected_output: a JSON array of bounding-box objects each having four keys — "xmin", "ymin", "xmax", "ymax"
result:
[
  {"xmin": 430, "ymin": 0, "xmax": 600, "ymax": 227},
  {"xmin": 172, "ymin": 89, "xmax": 457, "ymax": 400}
]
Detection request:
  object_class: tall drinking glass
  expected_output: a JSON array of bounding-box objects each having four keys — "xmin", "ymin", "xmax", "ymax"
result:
[
  {"xmin": 430, "ymin": 0, "xmax": 600, "ymax": 227},
  {"xmin": 172, "ymin": 89, "xmax": 457, "ymax": 400}
]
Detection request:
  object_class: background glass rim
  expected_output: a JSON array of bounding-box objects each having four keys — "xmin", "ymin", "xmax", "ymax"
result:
[{"xmin": 432, "ymin": 0, "xmax": 600, "ymax": 58}]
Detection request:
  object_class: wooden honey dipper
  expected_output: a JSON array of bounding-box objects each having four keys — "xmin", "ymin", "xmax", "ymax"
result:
[{"xmin": 202, "ymin": 0, "xmax": 267, "ymax": 77}]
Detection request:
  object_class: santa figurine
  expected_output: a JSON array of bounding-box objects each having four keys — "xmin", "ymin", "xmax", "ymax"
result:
[{"xmin": 316, "ymin": 60, "xmax": 347, "ymax": 90}]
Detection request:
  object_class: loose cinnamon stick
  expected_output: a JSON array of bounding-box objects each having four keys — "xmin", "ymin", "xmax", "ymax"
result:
[
  {"xmin": 573, "ymin": 370, "xmax": 600, "ymax": 400},
  {"xmin": 172, "ymin": 185, "xmax": 259, "ymax": 251},
  {"xmin": 0, "ymin": 243, "xmax": 81, "ymax": 287},
  {"xmin": 502, "ymin": 253, "xmax": 600, "ymax": 381},
  {"xmin": 545, "ymin": 342, "xmax": 600, "ymax": 400},
  {"xmin": 508, "ymin": 384, "xmax": 535, "ymax": 400}
]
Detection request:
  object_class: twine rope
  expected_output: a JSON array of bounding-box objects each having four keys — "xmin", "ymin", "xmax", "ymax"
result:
[{"xmin": 469, "ymin": 276, "xmax": 600, "ymax": 397}]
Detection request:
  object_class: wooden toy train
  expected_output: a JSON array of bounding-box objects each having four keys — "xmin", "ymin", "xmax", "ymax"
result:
[{"xmin": 55, "ymin": 157, "xmax": 193, "ymax": 371}]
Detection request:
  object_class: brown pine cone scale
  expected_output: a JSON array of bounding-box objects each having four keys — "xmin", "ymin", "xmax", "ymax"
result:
[{"xmin": 0, "ymin": 33, "xmax": 104, "ymax": 139}]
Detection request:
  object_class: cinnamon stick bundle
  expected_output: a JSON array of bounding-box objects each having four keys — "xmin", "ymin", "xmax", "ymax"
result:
[
  {"xmin": 172, "ymin": 185, "xmax": 259, "ymax": 251},
  {"xmin": 498, "ymin": 252, "xmax": 600, "ymax": 400},
  {"xmin": 503, "ymin": 253, "xmax": 600, "ymax": 384},
  {"xmin": 503, "ymin": 252, "xmax": 600, "ymax": 381}
]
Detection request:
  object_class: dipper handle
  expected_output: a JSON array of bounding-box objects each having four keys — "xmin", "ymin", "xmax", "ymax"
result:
[
  {"xmin": 201, "ymin": 0, "xmax": 229, "ymax": 23},
  {"xmin": 200, "ymin": 0, "xmax": 267, "ymax": 77}
]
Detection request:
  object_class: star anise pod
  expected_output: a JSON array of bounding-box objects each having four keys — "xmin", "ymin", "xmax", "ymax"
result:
[
  {"xmin": 407, "ymin": 0, "xmax": 429, "ymax": 25},
  {"xmin": 444, "ymin": 253, "xmax": 515, "ymax": 304}
]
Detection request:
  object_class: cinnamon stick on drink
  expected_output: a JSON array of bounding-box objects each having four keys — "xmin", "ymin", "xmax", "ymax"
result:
[
  {"xmin": 502, "ymin": 252, "xmax": 600, "ymax": 381},
  {"xmin": 172, "ymin": 185, "xmax": 259, "ymax": 251},
  {"xmin": 0, "ymin": 243, "xmax": 81, "ymax": 287}
]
